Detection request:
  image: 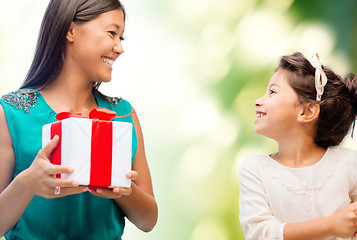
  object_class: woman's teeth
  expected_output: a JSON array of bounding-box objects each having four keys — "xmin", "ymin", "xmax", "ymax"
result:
[{"xmin": 101, "ymin": 57, "xmax": 114, "ymax": 67}]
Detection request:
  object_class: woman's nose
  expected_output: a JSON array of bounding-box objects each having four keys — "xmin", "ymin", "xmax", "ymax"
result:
[{"xmin": 113, "ymin": 41, "xmax": 124, "ymax": 55}]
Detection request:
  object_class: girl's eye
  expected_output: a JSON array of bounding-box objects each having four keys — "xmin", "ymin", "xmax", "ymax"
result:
[
  {"xmin": 120, "ymin": 37, "xmax": 125, "ymax": 41},
  {"xmin": 269, "ymin": 89, "xmax": 276, "ymax": 95}
]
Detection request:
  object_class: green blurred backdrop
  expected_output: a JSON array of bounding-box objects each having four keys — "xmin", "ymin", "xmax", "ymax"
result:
[{"xmin": 1, "ymin": 0, "xmax": 357, "ymax": 239}]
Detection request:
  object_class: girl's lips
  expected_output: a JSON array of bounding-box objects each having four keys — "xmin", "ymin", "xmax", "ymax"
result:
[{"xmin": 256, "ymin": 111, "xmax": 266, "ymax": 119}]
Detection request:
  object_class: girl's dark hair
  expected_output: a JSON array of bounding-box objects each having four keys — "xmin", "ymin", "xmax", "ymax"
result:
[
  {"xmin": 20, "ymin": 0, "xmax": 125, "ymax": 98},
  {"xmin": 278, "ymin": 52, "xmax": 357, "ymax": 148}
]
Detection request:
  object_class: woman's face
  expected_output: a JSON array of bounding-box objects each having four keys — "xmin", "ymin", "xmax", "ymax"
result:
[{"xmin": 66, "ymin": 9, "xmax": 125, "ymax": 83}]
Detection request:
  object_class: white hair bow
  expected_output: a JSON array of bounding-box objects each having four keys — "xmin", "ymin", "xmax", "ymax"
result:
[{"xmin": 309, "ymin": 54, "xmax": 327, "ymax": 101}]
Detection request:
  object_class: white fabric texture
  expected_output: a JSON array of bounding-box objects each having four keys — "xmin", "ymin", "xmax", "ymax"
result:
[{"xmin": 239, "ymin": 147, "xmax": 357, "ymax": 240}]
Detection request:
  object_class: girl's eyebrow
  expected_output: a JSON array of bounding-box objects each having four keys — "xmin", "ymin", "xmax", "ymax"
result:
[{"xmin": 268, "ymin": 83, "xmax": 280, "ymax": 88}]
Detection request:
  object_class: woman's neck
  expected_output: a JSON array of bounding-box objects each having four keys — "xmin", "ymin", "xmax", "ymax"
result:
[{"xmin": 40, "ymin": 71, "xmax": 98, "ymax": 116}]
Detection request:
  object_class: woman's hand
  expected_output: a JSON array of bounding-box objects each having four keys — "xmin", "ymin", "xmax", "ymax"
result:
[
  {"xmin": 328, "ymin": 202, "xmax": 357, "ymax": 238},
  {"xmin": 88, "ymin": 171, "xmax": 138, "ymax": 199},
  {"xmin": 23, "ymin": 135, "xmax": 88, "ymax": 198}
]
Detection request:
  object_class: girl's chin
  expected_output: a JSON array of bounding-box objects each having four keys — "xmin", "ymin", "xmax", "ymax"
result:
[{"xmin": 254, "ymin": 128, "xmax": 267, "ymax": 137}]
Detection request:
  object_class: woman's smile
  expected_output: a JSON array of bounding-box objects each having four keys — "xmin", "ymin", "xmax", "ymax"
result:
[{"xmin": 101, "ymin": 56, "xmax": 115, "ymax": 69}]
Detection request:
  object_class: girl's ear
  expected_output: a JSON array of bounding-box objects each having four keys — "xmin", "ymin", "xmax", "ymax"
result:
[
  {"xmin": 66, "ymin": 22, "xmax": 76, "ymax": 42},
  {"xmin": 297, "ymin": 103, "xmax": 320, "ymax": 123}
]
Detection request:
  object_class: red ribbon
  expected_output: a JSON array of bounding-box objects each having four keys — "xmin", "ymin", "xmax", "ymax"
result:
[
  {"xmin": 50, "ymin": 107, "xmax": 130, "ymax": 187},
  {"xmin": 50, "ymin": 122, "xmax": 62, "ymax": 179},
  {"xmin": 55, "ymin": 107, "xmax": 117, "ymax": 121}
]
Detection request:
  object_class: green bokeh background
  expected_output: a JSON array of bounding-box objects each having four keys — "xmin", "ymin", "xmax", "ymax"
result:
[{"xmin": 1, "ymin": 0, "xmax": 357, "ymax": 239}]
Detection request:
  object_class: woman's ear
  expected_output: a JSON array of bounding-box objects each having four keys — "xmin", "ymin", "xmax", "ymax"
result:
[
  {"xmin": 66, "ymin": 22, "xmax": 76, "ymax": 42},
  {"xmin": 297, "ymin": 103, "xmax": 320, "ymax": 123}
]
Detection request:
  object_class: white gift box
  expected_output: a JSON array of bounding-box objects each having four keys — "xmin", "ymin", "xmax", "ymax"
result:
[{"xmin": 42, "ymin": 117, "xmax": 133, "ymax": 188}]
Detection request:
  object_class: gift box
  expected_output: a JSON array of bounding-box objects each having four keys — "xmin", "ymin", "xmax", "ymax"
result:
[{"xmin": 42, "ymin": 108, "xmax": 133, "ymax": 188}]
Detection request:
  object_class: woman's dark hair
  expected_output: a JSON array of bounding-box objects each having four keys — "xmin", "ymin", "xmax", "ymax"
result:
[
  {"xmin": 20, "ymin": 0, "xmax": 125, "ymax": 98},
  {"xmin": 277, "ymin": 52, "xmax": 357, "ymax": 148}
]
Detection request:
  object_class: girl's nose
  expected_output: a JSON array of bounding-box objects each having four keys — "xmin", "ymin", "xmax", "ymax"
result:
[{"xmin": 254, "ymin": 96, "xmax": 263, "ymax": 107}]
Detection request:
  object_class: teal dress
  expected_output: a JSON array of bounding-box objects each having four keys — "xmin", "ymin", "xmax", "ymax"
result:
[{"xmin": 0, "ymin": 89, "xmax": 137, "ymax": 240}]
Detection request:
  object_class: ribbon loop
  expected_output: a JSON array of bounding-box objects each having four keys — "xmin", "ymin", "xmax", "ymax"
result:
[
  {"xmin": 89, "ymin": 108, "xmax": 116, "ymax": 121},
  {"xmin": 309, "ymin": 54, "xmax": 328, "ymax": 101},
  {"xmin": 55, "ymin": 107, "xmax": 117, "ymax": 121},
  {"xmin": 55, "ymin": 112, "xmax": 84, "ymax": 121}
]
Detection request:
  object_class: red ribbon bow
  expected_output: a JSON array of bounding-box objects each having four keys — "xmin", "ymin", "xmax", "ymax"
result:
[
  {"xmin": 55, "ymin": 107, "xmax": 117, "ymax": 121},
  {"xmin": 50, "ymin": 107, "xmax": 133, "ymax": 188}
]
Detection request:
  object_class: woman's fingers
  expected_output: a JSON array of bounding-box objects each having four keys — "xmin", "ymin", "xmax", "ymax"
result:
[
  {"xmin": 87, "ymin": 172, "xmax": 137, "ymax": 199},
  {"xmin": 126, "ymin": 171, "xmax": 138, "ymax": 180},
  {"xmin": 45, "ymin": 164, "xmax": 74, "ymax": 176},
  {"xmin": 55, "ymin": 186, "xmax": 88, "ymax": 198},
  {"xmin": 88, "ymin": 186, "xmax": 132, "ymax": 199},
  {"xmin": 114, "ymin": 187, "xmax": 132, "ymax": 196},
  {"xmin": 38, "ymin": 135, "xmax": 59, "ymax": 159},
  {"xmin": 88, "ymin": 188, "xmax": 121, "ymax": 199},
  {"xmin": 51, "ymin": 178, "xmax": 79, "ymax": 188},
  {"xmin": 44, "ymin": 186, "xmax": 88, "ymax": 199},
  {"xmin": 33, "ymin": 136, "xmax": 138, "ymax": 199}
]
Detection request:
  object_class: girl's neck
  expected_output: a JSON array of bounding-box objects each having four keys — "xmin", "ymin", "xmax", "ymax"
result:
[{"xmin": 272, "ymin": 138, "xmax": 327, "ymax": 168}]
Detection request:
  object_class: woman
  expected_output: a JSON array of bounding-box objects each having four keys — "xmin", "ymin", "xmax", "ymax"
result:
[{"xmin": 0, "ymin": 0, "xmax": 158, "ymax": 239}]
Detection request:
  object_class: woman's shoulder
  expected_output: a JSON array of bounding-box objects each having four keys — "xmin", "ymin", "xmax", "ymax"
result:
[
  {"xmin": 0, "ymin": 88, "xmax": 39, "ymax": 114},
  {"xmin": 107, "ymin": 96, "xmax": 132, "ymax": 111},
  {"xmin": 106, "ymin": 95, "xmax": 125, "ymax": 106},
  {"xmin": 95, "ymin": 92, "xmax": 133, "ymax": 118}
]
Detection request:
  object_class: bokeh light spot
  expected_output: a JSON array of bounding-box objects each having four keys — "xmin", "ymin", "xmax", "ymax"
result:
[{"xmin": 191, "ymin": 218, "xmax": 229, "ymax": 240}]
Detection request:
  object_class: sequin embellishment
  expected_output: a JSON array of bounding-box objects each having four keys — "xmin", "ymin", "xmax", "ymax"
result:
[
  {"xmin": 108, "ymin": 96, "xmax": 122, "ymax": 106},
  {"xmin": 1, "ymin": 90, "xmax": 38, "ymax": 114}
]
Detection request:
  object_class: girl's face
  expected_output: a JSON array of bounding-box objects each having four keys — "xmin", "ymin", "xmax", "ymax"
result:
[
  {"xmin": 67, "ymin": 9, "xmax": 125, "ymax": 83},
  {"xmin": 254, "ymin": 69, "xmax": 303, "ymax": 141}
]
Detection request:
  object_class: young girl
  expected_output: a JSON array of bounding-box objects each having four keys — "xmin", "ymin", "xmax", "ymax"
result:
[
  {"xmin": 239, "ymin": 52, "xmax": 357, "ymax": 240},
  {"xmin": 0, "ymin": 0, "xmax": 157, "ymax": 239}
]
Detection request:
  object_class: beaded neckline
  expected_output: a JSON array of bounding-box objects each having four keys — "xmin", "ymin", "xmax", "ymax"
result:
[
  {"xmin": 1, "ymin": 89, "xmax": 38, "ymax": 114},
  {"xmin": 107, "ymin": 96, "xmax": 122, "ymax": 106},
  {"xmin": 1, "ymin": 89, "xmax": 122, "ymax": 114}
]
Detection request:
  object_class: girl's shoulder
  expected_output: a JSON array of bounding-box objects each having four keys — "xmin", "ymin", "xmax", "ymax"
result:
[
  {"xmin": 239, "ymin": 154, "xmax": 270, "ymax": 175},
  {"xmin": 336, "ymin": 146, "xmax": 357, "ymax": 154},
  {"xmin": 334, "ymin": 146, "xmax": 357, "ymax": 163}
]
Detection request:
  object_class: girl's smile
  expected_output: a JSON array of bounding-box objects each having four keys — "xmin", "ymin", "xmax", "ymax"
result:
[{"xmin": 254, "ymin": 69, "xmax": 301, "ymax": 140}]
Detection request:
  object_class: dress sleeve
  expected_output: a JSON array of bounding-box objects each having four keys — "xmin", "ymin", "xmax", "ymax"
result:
[
  {"xmin": 348, "ymin": 149, "xmax": 357, "ymax": 202},
  {"xmin": 239, "ymin": 156, "xmax": 285, "ymax": 240}
]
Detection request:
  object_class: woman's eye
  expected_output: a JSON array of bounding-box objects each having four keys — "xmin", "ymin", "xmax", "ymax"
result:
[
  {"xmin": 120, "ymin": 37, "xmax": 125, "ymax": 41},
  {"xmin": 109, "ymin": 31, "xmax": 117, "ymax": 36}
]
